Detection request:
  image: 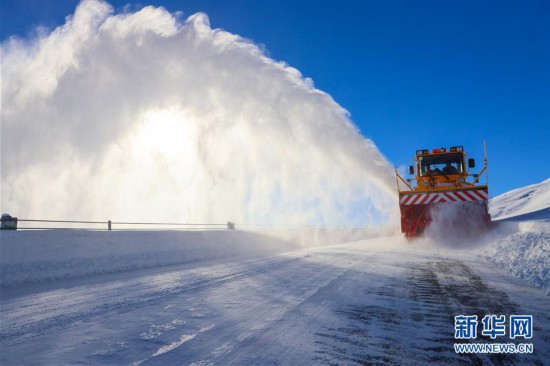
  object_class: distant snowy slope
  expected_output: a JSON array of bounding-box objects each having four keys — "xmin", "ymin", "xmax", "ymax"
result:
[{"xmin": 490, "ymin": 178, "xmax": 550, "ymax": 220}]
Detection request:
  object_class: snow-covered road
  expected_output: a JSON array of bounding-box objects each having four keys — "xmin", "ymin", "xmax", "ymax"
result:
[{"xmin": 1, "ymin": 236, "xmax": 549, "ymax": 365}]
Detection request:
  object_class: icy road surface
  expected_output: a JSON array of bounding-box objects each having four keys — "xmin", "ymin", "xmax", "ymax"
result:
[{"xmin": 1, "ymin": 236, "xmax": 549, "ymax": 365}]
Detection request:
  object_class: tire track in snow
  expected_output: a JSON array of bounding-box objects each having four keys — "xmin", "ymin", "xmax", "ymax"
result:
[
  {"xmin": 138, "ymin": 252, "xmax": 369, "ymax": 365},
  {"xmin": 315, "ymin": 257, "xmax": 547, "ymax": 365},
  {"xmin": 0, "ymin": 255, "xmax": 302, "ymax": 341}
]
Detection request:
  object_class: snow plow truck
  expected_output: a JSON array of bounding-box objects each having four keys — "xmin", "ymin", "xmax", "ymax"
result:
[{"xmin": 395, "ymin": 144, "xmax": 491, "ymax": 239}]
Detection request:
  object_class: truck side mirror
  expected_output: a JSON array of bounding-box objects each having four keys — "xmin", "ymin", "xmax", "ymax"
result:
[
  {"xmin": 468, "ymin": 158, "xmax": 475, "ymax": 168},
  {"xmin": 408, "ymin": 165, "xmax": 414, "ymax": 175}
]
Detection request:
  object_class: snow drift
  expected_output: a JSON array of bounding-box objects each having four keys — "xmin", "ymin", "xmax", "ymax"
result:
[
  {"xmin": 479, "ymin": 221, "xmax": 550, "ymax": 294},
  {"xmin": 480, "ymin": 178, "xmax": 550, "ymax": 294},
  {"xmin": 1, "ymin": 0, "xmax": 396, "ymax": 227},
  {"xmin": 0, "ymin": 230, "xmax": 298, "ymax": 287},
  {"xmin": 0, "ymin": 226, "xmax": 396, "ymax": 287}
]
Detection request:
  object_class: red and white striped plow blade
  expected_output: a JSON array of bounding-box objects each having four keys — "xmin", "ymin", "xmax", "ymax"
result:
[{"xmin": 399, "ymin": 189, "xmax": 488, "ymax": 206}]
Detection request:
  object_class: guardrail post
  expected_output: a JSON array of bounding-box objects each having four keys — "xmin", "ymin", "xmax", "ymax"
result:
[
  {"xmin": 227, "ymin": 221, "xmax": 235, "ymax": 230},
  {"xmin": 108, "ymin": 220, "xmax": 112, "ymax": 231},
  {"xmin": 1, "ymin": 214, "xmax": 18, "ymax": 230}
]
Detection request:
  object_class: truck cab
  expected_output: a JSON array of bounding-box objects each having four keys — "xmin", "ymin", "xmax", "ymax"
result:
[
  {"xmin": 411, "ymin": 147, "xmax": 474, "ymax": 190},
  {"xmin": 396, "ymin": 145, "xmax": 490, "ymax": 239}
]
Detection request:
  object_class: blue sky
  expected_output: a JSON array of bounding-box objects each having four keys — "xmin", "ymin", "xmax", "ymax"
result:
[{"xmin": 2, "ymin": 0, "xmax": 549, "ymax": 197}]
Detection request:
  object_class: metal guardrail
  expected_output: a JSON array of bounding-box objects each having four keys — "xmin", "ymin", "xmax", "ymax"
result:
[
  {"xmin": 1, "ymin": 215, "xmax": 369, "ymax": 232},
  {"xmin": 3, "ymin": 218, "xmax": 235, "ymax": 231}
]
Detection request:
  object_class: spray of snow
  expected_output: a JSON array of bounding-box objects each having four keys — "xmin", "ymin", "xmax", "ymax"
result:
[
  {"xmin": 1, "ymin": 0, "xmax": 397, "ymax": 227},
  {"xmin": 423, "ymin": 202, "xmax": 490, "ymax": 247}
]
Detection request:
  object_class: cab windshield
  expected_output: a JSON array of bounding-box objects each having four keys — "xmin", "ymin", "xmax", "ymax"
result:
[{"xmin": 418, "ymin": 153, "xmax": 464, "ymax": 176}]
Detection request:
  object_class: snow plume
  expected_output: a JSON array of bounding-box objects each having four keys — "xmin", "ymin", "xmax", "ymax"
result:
[
  {"xmin": 424, "ymin": 202, "xmax": 490, "ymax": 247},
  {"xmin": 1, "ymin": 0, "xmax": 397, "ymax": 226}
]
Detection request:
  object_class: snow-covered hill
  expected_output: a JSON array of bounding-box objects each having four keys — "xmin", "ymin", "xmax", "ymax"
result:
[{"xmin": 490, "ymin": 178, "xmax": 550, "ymax": 220}]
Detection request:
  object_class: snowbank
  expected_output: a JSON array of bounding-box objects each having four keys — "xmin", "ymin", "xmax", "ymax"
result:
[
  {"xmin": 0, "ymin": 227, "xmax": 390, "ymax": 287},
  {"xmin": 0, "ymin": 230, "xmax": 297, "ymax": 287},
  {"xmin": 479, "ymin": 221, "xmax": 550, "ymax": 294},
  {"xmin": 480, "ymin": 178, "xmax": 550, "ymax": 294}
]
